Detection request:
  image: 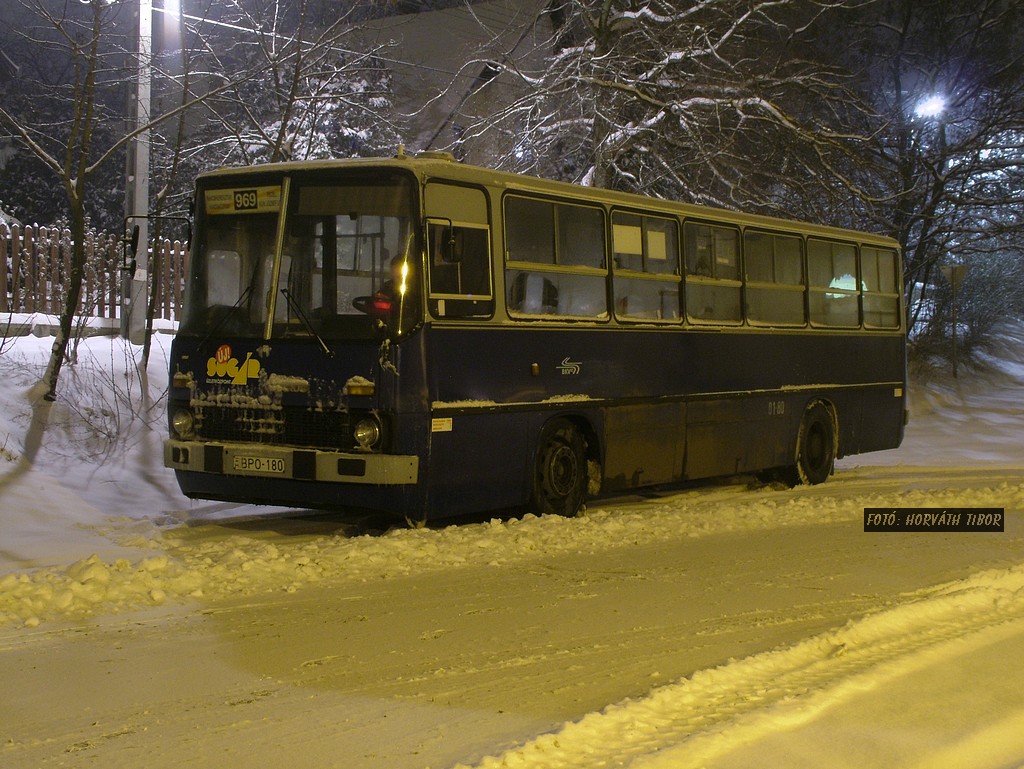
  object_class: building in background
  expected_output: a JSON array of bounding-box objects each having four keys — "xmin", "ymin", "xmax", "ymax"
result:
[{"xmin": 359, "ymin": 0, "xmax": 553, "ymax": 165}]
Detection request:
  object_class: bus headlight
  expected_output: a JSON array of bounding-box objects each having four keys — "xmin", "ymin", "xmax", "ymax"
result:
[
  {"xmin": 171, "ymin": 408, "xmax": 195, "ymax": 439},
  {"xmin": 353, "ymin": 415, "xmax": 383, "ymax": 451}
]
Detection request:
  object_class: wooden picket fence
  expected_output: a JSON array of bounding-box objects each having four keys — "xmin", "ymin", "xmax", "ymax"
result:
[{"xmin": 0, "ymin": 223, "xmax": 188, "ymax": 321}]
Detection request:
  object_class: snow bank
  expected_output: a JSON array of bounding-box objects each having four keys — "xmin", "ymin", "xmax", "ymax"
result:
[{"xmin": 3, "ymin": 477, "xmax": 1022, "ymax": 628}]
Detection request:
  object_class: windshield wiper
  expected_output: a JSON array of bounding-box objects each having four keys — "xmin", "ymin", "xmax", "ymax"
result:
[{"xmin": 280, "ymin": 288, "xmax": 334, "ymax": 358}]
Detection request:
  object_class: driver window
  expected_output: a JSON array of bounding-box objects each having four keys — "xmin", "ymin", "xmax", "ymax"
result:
[
  {"xmin": 423, "ymin": 181, "xmax": 494, "ymax": 319},
  {"xmin": 428, "ymin": 222, "xmax": 491, "ymax": 295}
]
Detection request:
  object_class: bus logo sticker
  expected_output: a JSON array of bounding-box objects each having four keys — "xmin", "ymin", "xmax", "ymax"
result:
[
  {"xmin": 558, "ymin": 357, "xmax": 582, "ymax": 376},
  {"xmin": 207, "ymin": 344, "xmax": 261, "ymax": 385}
]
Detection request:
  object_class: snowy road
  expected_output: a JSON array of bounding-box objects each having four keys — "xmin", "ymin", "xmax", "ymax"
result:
[
  {"xmin": 2, "ymin": 482, "xmax": 1023, "ymax": 769},
  {"xmin": 2, "ymin": 324, "xmax": 1024, "ymax": 768}
]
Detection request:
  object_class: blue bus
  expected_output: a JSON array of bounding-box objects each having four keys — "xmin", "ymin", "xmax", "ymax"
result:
[{"xmin": 164, "ymin": 152, "xmax": 906, "ymax": 522}]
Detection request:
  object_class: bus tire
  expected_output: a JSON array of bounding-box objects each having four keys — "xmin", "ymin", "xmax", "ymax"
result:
[
  {"xmin": 793, "ymin": 402, "xmax": 836, "ymax": 485},
  {"xmin": 531, "ymin": 418, "xmax": 587, "ymax": 517}
]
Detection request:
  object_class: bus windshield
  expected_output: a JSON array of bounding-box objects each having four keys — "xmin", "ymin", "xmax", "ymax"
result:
[{"xmin": 180, "ymin": 172, "xmax": 419, "ymax": 340}]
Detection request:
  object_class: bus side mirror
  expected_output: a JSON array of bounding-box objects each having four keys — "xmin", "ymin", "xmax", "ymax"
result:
[
  {"xmin": 446, "ymin": 228, "xmax": 460, "ymax": 263},
  {"xmin": 427, "ymin": 219, "xmax": 461, "ymax": 264}
]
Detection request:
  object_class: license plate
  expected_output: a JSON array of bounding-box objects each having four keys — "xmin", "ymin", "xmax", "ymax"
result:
[{"xmin": 232, "ymin": 455, "xmax": 285, "ymax": 474}]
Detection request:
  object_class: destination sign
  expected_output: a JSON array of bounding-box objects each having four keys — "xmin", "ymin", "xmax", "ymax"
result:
[{"xmin": 205, "ymin": 186, "xmax": 282, "ymax": 215}]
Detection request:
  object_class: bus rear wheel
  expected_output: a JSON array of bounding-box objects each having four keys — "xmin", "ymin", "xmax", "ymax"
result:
[
  {"xmin": 792, "ymin": 402, "xmax": 836, "ymax": 485},
  {"xmin": 531, "ymin": 418, "xmax": 587, "ymax": 517}
]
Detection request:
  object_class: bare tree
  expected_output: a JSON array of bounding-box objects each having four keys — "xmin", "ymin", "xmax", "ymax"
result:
[
  {"xmin": 0, "ymin": 1, "xmax": 135, "ymax": 401},
  {"xmin": 172, "ymin": 0, "xmax": 399, "ymax": 175},
  {"xmin": 0, "ymin": 0, "xmax": 243, "ymax": 400},
  {"xmin": 830, "ymin": 0, "xmax": 1024, "ymax": 342},
  {"xmin": 454, "ymin": 1, "xmax": 872, "ymax": 210}
]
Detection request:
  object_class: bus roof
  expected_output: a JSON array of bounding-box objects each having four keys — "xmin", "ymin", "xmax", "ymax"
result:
[{"xmin": 197, "ymin": 153, "xmax": 900, "ymax": 249}]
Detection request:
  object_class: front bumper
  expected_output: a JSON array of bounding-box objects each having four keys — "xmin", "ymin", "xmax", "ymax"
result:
[{"xmin": 164, "ymin": 440, "xmax": 418, "ymax": 485}]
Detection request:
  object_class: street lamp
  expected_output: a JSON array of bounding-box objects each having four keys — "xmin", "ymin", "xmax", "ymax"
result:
[{"xmin": 915, "ymin": 94, "xmax": 946, "ymax": 118}]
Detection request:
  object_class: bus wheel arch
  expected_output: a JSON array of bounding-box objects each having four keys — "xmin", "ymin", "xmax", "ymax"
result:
[
  {"xmin": 792, "ymin": 399, "xmax": 838, "ymax": 485},
  {"xmin": 530, "ymin": 416, "xmax": 596, "ymax": 517}
]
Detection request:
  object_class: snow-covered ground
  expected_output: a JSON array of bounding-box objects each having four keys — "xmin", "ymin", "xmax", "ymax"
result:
[{"xmin": 1, "ymin": 314, "xmax": 1023, "ymax": 769}]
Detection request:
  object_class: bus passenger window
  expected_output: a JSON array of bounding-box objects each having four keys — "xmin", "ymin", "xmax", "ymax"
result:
[
  {"xmin": 505, "ymin": 194, "xmax": 609, "ymax": 321},
  {"xmin": 686, "ymin": 227, "xmax": 713, "ymax": 276},
  {"xmin": 505, "ymin": 197, "xmax": 555, "ymax": 263},
  {"xmin": 684, "ymin": 222, "xmax": 742, "ymax": 324},
  {"xmin": 808, "ymin": 239, "xmax": 860, "ymax": 327},
  {"xmin": 861, "ymin": 246, "xmax": 900, "ymax": 328},
  {"xmin": 556, "ymin": 273, "xmax": 607, "ymax": 317},
  {"xmin": 508, "ymin": 271, "xmax": 606, "ymax": 318},
  {"xmin": 612, "ymin": 212, "xmax": 681, "ymax": 322},
  {"xmin": 613, "ymin": 217, "xmax": 643, "ymax": 271},
  {"xmin": 746, "ymin": 286, "xmax": 805, "ymax": 325},
  {"xmin": 743, "ymin": 231, "xmax": 805, "ymax": 326},
  {"xmin": 614, "ymin": 276, "xmax": 680, "ymax": 320},
  {"xmin": 744, "ymin": 232, "xmax": 774, "ymax": 282},
  {"xmin": 776, "ymin": 237, "xmax": 803, "ymax": 285},
  {"xmin": 714, "ymin": 230, "xmax": 740, "ymax": 280},
  {"xmin": 687, "ymin": 283, "xmax": 742, "ymax": 322}
]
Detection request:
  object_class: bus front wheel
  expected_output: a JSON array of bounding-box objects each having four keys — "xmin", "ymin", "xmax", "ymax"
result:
[
  {"xmin": 531, "ymin": 418, "xmax": 587, "ymax": 517},
  {"xmin": 792, "ymin": 402, "xmax": 836, "ymax": 485}
]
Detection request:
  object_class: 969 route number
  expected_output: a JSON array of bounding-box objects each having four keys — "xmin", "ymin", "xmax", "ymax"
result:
[{"xmin": 234, "ymin": 189, "xmax": 258, "ymax": 211}]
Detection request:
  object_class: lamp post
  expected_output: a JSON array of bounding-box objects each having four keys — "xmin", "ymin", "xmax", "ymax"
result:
[
  {"xmin": 916, "ymin": 94, "xmax": 961, "ymax": 375},
  {"xmin": 122, "ymin": 0, "xmax": 152, "ymax": 343}
]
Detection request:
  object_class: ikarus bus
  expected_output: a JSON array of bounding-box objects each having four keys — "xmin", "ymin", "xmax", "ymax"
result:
[{"xmin": 165, "ymin": 152, "xmax": 907, "ymax": 522}]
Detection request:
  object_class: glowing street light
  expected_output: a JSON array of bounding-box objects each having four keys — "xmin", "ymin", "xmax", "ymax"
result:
[{"xmin": 915, "ymin": 94, "xmax": 946, "ymax": 118}]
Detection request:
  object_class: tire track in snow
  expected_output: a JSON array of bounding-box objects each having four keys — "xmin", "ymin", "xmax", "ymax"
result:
[{"xmin": 457, "ymin": 565, "xmax": 1024, "ymax": 769}]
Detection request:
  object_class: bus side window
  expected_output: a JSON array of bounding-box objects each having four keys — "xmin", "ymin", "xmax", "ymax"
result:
[
  {"xmin": 612, "ymin": 212, "xmax": 681, "ymax": 322},
  {"xmin": 504, "ymin": 194, "xmax": 608, "ymax": 320},
  {"xmin": 455, "ymin": 228, "xmax": 492, "ymax": 295},
  {"xmin": 861, "ymin": 246, "xmax": 901, "ymax": 328},
  {"xmin": 558, "ymin": 204, "xmax": 605, "ymax": 268},
  {"xmin": 683, "ymin": 222, "xmax": 742, "ymax": 324},
  {"xmin": 509, "ymin": 271, "xmax": 558, "ymax": 314},
  {"xmin": 744, "ymin": 231, "xmax": 805, "ymax": 326},
  {"xmin": 808, "ymin": 239, "xmax": 860, "ymax": 327}
]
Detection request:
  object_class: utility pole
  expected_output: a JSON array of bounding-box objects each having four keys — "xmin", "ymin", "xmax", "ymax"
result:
[{"xmin": 122, "ymin": 0, "xmax": 152, "ymax": 343}]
